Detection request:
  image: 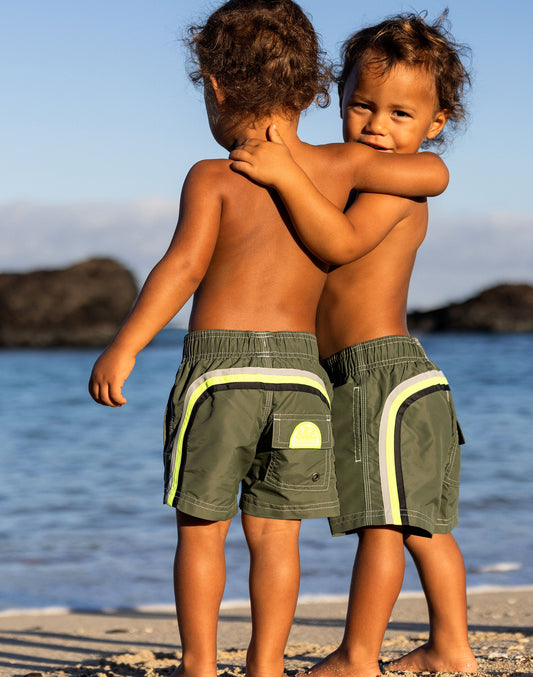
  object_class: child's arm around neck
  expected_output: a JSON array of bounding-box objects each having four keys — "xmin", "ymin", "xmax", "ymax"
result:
[{"xmin": 229, "ymin": 125, "xmax": 447, "ymax": 265}]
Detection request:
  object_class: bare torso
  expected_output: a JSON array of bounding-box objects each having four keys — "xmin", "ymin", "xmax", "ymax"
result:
[
  {"xmin": 316, "ymin": 196, "xmax": 428, "ymax": 357},
  {"xmin": 189, "ymin": 133, "xmax": 360, "ymax": 334},
  {"xmin": 88, "ymin": 124, "xmax": 434, "ymax": 408}
]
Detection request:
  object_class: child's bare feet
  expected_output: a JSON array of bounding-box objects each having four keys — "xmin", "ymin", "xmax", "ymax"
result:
[
  {"xmin": 169, "ymin": 662, "xmax": 218, "ymax": 677},
  {"xmin": 305, "ymin": 648, "xmax": 382, "ymax": 677},
  {"xmin": 386, "ymin": 642, "xmax": 478, "ymax": 673}
]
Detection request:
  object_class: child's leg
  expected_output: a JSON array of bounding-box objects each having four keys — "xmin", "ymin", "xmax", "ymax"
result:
[
  {"xmin": 241, "ymin": 513, "xmax": 301, "ymax": 677},
  {"xmin": 388, "ymin": 532, "xmax": 477, "ymax": 673},
  {"xmin": 309, "ymin": 526, "xmax": 405, "ymax": 677},
  {"xmin": 172, "ymin": 510, "xmax": 232, "ymax": 677}
]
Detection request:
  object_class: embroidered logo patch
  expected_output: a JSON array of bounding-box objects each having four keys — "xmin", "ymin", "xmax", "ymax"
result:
[{"xmin": 289, "ymin": 421, "xmax": 322, "ymax": 449}]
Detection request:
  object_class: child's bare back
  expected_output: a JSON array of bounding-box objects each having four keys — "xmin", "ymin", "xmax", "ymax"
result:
[
  {"xmin": 188, "ymin": 130, "xmax": 354, "ymax": 333},
  {"xmin": 192, "ymin": 123, "xmax": 446, "ymax": 337}
]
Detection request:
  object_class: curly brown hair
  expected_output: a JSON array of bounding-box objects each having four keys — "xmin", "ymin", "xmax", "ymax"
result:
[
  {"xmin": 186, "ymin": 0, "xmax": 331, "ymax": 127},
  {"xmin": 337, "ymin": 10, "xmax": 471, "ymax": 149}
]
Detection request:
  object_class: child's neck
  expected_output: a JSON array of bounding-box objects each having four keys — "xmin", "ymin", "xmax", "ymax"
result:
[{"xmin": 234, "ymin": 115, "xmax": 300, "ymax": 149}]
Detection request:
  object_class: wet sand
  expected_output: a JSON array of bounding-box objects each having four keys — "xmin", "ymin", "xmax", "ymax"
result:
[{"xmin": 0, "ymin": 587, "xmax": 531, "ymax": 677}]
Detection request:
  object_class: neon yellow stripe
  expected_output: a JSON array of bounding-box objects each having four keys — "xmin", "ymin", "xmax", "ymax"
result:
[
  {"xmin": 384, "ymin": 375, "xmax": 448, "ymax": 523},
  {"xmin": 166, "ymin": 372, "xmax": 330, "ymax": 506}
]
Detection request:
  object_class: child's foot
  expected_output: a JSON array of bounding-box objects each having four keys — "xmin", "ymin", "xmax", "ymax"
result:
[
  {"xmin": 246, "ymin": 655, "xmax": 286, "ymax": 677},
  {"xmin": 169, "ymin": 663, "xmax": 218, "ymax": 677},
  {"xmin": 386, "ymin": 642, "xmax": 477, "ymax": 673},
  {"xmin": 305, "ymin": 648, "xmax": 382, "ymax": 677}
]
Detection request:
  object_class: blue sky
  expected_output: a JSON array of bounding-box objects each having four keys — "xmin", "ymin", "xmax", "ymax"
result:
[{"xmin": 2, "ymin": 0, "xmax": 532, "ymax": 319}]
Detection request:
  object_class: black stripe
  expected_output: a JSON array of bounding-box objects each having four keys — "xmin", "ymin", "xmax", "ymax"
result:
[
  {"xmin": 393, "ymin": 384, "xmax": 450, "ymax": 527},
  {"xmin": 194, "ymin": 381, "xmax": 330, "ymax": 406}
]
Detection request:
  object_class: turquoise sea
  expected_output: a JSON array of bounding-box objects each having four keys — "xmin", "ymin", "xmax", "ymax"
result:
[{"xmin": 1, "ymin": 330, "xmax": 532, "ymax": 613}]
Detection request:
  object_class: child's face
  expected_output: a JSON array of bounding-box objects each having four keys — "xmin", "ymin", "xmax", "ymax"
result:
[{"xmin": 340, "ymin": 61, "xmax": 448, "ymax": 153}]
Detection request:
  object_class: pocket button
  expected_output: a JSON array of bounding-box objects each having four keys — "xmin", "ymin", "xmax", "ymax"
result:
[{"xmin": 312, "ymin": 472, "xmax": 320, "ymax": 482}]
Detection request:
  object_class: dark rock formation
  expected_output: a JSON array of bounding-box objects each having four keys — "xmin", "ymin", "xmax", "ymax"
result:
[
  {"xmin": 0, "ymin": 258, "xmax": 138, "ymax": 347},
  {"xmin": 408, "ymin": 283, "xmax": 533, "ymax": 332},
  {"xmin": 2, "ymin": 263, "xmax": 531, "ymax": 347}
]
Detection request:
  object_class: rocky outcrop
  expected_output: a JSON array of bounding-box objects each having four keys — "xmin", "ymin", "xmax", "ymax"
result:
[
  {"xmin": 2, "ymin": 264, "xmax": 531, "ymax": 347},
  {"xmin": 408, "ymin": 283, "xmax": 533, "ymax": 332},
  {"xmin": 0, "ymin": 258, "xmax": 138, "ymax": 347}
]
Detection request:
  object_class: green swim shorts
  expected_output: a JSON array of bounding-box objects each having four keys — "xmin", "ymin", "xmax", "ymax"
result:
[
  {"xmin": 324, "ymin": 335, "xmax": 464, "ymax": 537},
  {"xmin": 163, "ymin": 330, "xmax": 339, "ymax": 521}
]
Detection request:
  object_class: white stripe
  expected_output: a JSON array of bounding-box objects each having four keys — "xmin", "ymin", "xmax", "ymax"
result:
[{"xmin": 378, "ymin": 370, "xmax": 447, "ymax": 523}]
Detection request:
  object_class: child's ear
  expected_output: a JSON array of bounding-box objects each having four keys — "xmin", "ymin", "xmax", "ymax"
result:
[
  {"xmin": 426, "ymin": 109, "xmax": 450, "ymax": 140},
  {"xmin": 209, "ymin": 76, "xmax": 225, "ymax": 105}
]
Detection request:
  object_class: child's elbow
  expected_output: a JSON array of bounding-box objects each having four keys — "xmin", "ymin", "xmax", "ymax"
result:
[
  {"xmin": 330, "ymin": 251, "xmax": 360, "ymax": 266},
  {"xmin": 427, "ymin": 154, "xmax": 450, "ymax": 196},
  {"xmin": 435, "ymin": 164, "xmax": 450, "ymax": 195},
  {"xmin": 315, "ymin": 243, "xmax": 364, "ymax": 266}
]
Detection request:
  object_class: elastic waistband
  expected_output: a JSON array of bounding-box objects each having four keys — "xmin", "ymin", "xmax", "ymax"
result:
[
  {"xmin": 182, "ymin": 329, "xmax": 320, "ymax": 361},
  {"xmin": 325, "ymin": 335, "xmax": 429, "ymax": 374}
]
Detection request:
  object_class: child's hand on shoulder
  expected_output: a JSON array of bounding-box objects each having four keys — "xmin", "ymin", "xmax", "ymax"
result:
[
  {"xmin": 229, "ymin": 124, "xmax": 299, "ymax": 188},
  {"xmin": 88, "ymin": 345, "xmax": 135, "ymax": 407}
]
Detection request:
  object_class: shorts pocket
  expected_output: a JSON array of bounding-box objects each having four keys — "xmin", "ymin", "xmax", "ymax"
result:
[
  {"xmin": 444, "ymin": 402, "xmax": 463, "ymax": 487},
  {"xmin": 331, "ymin": 382, "xmax": 364, "ymax": 464},
  {"xmin": 352, "ymin": 386, "xmax": 363, "ymax": 462},
  {"xmin": 266, "ymin": 413, "xmax": 333, "ymax": 490}
]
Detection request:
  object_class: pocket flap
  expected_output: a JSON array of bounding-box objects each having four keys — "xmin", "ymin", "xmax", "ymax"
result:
[{"xmin": 272, "ymin": 413, "xmax": 332, "ymax": 449}]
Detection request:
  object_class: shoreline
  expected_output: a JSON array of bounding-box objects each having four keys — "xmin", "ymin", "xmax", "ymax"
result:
[
  {"xmin": 2, "ymin": 584, "xmax": 532, "ymax": 619},
  {"xmin": 0, "ymin": 588, "xmax": 531, "ymax": 677}
]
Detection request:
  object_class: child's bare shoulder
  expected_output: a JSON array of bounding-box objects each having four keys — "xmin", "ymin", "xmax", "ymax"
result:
[
  {"xmin": 183, "ymin": 158, "xmax": 245, "ymax": 200},
  {"xmin": 186, "ymin": 158, "xmax": 231, "ymax": 182},
  {"xmin": 188, "ymin": 158, "xmax": 255, "ymax": 187}
]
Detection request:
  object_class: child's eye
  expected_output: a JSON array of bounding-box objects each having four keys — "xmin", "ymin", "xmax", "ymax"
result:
[
  {"xmin": 392, "ymin": 110, "xmax": 410, "ymax": 118},
  {"xmin": 352, "ymin": 102, "xmax": 370, "ymax": 110}
]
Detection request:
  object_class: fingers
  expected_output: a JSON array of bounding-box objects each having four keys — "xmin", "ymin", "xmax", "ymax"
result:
[
  {"xmin": 88, "ymin": 376, "xmax": 127, "ymax": 407},
  {"xmin": 228, "ymin": 134, "xmax": 287, "ymax": 184},
  {"xmin": 229, "ymin": 129, "xmax": 284, "ymax": 157},
  {"xmin": 88, "ymin": 376, "xmax": 100, "ymax": 404},
  {"xmin": 229, "ymin": 159, "xmax": 253, "ymax": 176},
  {"xmin": 230, "ymin": 138, "xmax": 263, "ymax": 153},
  {"xmin": 228, "ymin": 148, "xmax": 254, "ymax": 176},
  {"xmin": 228, "ymin": 147, "xmax": 253, "ymax": 163},
  {"xmin": 107, "ymin": 382, "xmax": 127, "ymax": 407},
  {"xmin": 228, "ymin": 147, "xmax": 260, "ymax": 177}
]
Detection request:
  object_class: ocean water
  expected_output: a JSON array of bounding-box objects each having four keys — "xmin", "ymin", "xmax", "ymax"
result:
[{"xmin": 1, "ymin": 330, "xmax": 532, "ymax": 613}]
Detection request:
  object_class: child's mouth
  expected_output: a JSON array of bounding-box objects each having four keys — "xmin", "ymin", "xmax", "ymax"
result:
[{"xmin": 359, "ymin": 140, "xmax": 393, "ymax": 152}]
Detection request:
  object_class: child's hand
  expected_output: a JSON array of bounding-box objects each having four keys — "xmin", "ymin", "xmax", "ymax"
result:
[
  {"xmin": 88, "ymin": 345, "xmax": 135, "ymax": 407},
  {"xmin": 229, "ymin": 124, "xmax": 299, "ymax": 188}
]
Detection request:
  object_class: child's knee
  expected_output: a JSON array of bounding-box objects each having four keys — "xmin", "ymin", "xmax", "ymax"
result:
[{"xmin": 241, "ymin": 513, "xmax": 301, "ymax": 542}]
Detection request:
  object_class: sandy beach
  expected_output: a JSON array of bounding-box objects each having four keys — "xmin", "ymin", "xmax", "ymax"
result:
[{"xmin": 0, "ymin": 588, "xmax": 531, "ymax": 677}]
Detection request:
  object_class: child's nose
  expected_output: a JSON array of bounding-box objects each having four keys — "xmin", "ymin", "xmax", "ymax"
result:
[{"xmin": 364, "ymin": 114, "xmax": 386, "ymax": 135}]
